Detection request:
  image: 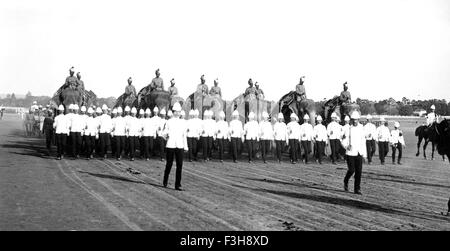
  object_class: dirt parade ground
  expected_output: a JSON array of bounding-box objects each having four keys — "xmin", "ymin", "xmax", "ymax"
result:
[{"xmin": 1, "ymin": 113, "xmax": 449, "ymax": 231}]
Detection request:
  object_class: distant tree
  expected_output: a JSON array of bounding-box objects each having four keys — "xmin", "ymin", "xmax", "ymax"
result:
[
  {"xmin": 374, "ymin": 100, "xmax": 387, "ymax": 115},
  {"xmin": 398, "ymin": 104, "xmax": 413, "ymax": 116}
]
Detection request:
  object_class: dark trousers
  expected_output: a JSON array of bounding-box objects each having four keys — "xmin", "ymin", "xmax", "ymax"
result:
[
  {"xmin": 344, "ymin": 155, "xmax": 363, "ymax": 192},
  {"xmin": 275, "ymin": 140, "xmax": 284, "ymax": 161},
  {"xmin": 111, "ymin": 136, "xmax": 116, "ymax": 156},
  {"xmin": 366, "ymin": 140, "xmax": 376, "ymax": 163},
  {"xmin": 84, "ymin": 135, "xmax": 96, "ymax": 157},
  {"xmin": 246, "ymin": 139, "xmax": 256, "ymax": 161},
  {"xmin": 99, "ymin": 133, "xmax": 110, "ymax": 157},
  {"xmin": 230, "ymin": 137, "xmax": 240, "ymax": 161},
  {"xmin": 142, "ymin": 136, "xmax": 154, "ymax": 159},
  {"xmin": 128, "ymin": 136, "xmax": 138, "ymax": 159},
  {"xmin": 158, "ymin": 137, "xmax": 166, "ymax": 159},
  {"xmin": 217, "ymin": 138, "xmax": 226, "ymax": 160},
  {"xmin": 289, "ymin": 139, "xmax": 299, "ymax": 162},
  {"xmin": 187, "ymin": 137, "xmax": 198, "ymax": 161},
  {"xmin": 315, "ymin": 141, "xmax": 326, "ymax": 164},
  {"xmin": 56, "ymin": 133, "xmax": 67, "ymax": 158},
  {"xmin": 115, "ymin": 135, "xmax": 126, "ymax": 159},
  {"xmin": 260, "ymin": 140, "xmax": 271, "ymax": 162},
  {"xmin": 301, "ymin": 140, "xmax": 311, "ymax": 163},
  {"xmin": 201, "ymin": 136, "xmax": 213, "ymax": 160},
  {"xmin": 164, "ymin": 148, "xmax": 184, "ymax": 188},
  {"xmin": 329, "ymin": 139, "xmax": 340, "ymax": 163},
  {"xmin": 378, "ymin": 141, "xmax": 389, "ymax": 164},
  {"xmin": 70, "ymin": 132, "xmax": 82, "ymax": 157},
  {"xmin": 44, "ymin": 130, "xmax": 54, "ymax": 151},
  {"xmin": 392, "ymin": 143, "xmax": 402, "ymax": 163}
]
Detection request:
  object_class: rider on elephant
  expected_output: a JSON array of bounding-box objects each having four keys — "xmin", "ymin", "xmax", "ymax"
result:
[
  {"xmin": 244, "ymin": 78, "xmax": 256, "ymax": 99},
  {"xmin": 150, "ymin": 69, "xmax": 164, "ymax": 92},
  {"xmin": 255, "ymin": 82, "xmax": 264, "ymax": 100},
  {"xmin": 339, "ymin": 82, "xmax": 351, "ymax": 105},
  {"xmin": 209, "ymin": 78, "xmax": 222, "ymax": 98},
  {"xmin": 63, "ymin": 67, "xmax": 78, "ymax": 90},
  {"xmin": 168, "ymin": 78, "xmax": 179, "ymax": 97},
  {"xmin": 197, "ymin": 75, "xmax": 209, "ymax": 95},
  {"xmin": 295, "ymin": 76, "xmax": 307, "ymax": 101},
  {"xmin": 125, "ymin": 77, "xmax": 137, "ymax": 98},
  {"xmin": 76, "ymin": 72, "xmax": 85, "ymax": 93}
]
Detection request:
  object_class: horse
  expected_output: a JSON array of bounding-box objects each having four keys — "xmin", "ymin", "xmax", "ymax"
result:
[
  {"xmin": 435, "ymin": 119, "xmax": 450, "ymax": 163},
  {"xmin": 415, "ymin": 123, "xmax": 439, "ymax": 160}
]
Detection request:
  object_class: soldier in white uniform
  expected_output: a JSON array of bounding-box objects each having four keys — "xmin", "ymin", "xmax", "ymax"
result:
[
  {"xmin": 112, "ymin": 107, "xmax": 126, "ymax": 160},
  {"xmin": 287, "ymin": 113, "xmax": 301, "ymax": 164},
  {"xmin": 53, "ymin": 105, "xmax": 69, "ymax": 160},
  {"xmin": 186, "ymin": 110, "xmax": 200, "ymax": 161},
  {"xmin": 126, "ymin": 107, "xmax": 141, "ymax": 161},
  {"xmin": 327, "ymin": 112, "xmax": 341, "ymax": 165},
  {"xmin": 141, "ymin": 108, "xmax": 155, "ymax": 161},
  {"xmin": 201, "ymin": 110, "xmax": 216, "ymax": 162},
  {"xmin": 314, "ymin": 115, "xmax": 327, "ymax": 164},
  {"xmin": 364, "ymin": 114, "xmax": 377, "ymax": 164},
  {"xmin": 215, "ymin": 111, "xmax": 229, "ymax": 162},
  {"xmin": 84, "ymin": 107, "xmax": 98, "ymax": 159},
  {"xmin": 259, "ymin": 111, "xmax": 273, "ymax": 163},
  {"xmin": 244, "ymin": 112, "xmax": 259, "ymax": 163},
  {"xmin": 274, "ymin": 113, "xmax": 288, "ymax": 163},
  {"xmin": 138, "ymin": 109, "xmax": 145, "ymax": 158},
  {"xmin": 98, "ymin": 104, "xmax": 112, "ymax": 159},
  {"xmin": 390, "ymin": 121, "xmax": 406, "ymax": 165},
  {"xmin": 69, "ymin": 104, "xmax": 84, "ymax": 158},
  {"xmin": 341, "ymin": 111, "xmax": 366, "ymax": 195},
  {"xmin": 300, "ymin": 114, "xmax": 314, "ymax": 164},
  {"xmin": 162, "ymin": 102, "xmax": 188, "ymax": 191},
  {"xmin": 376, "ymin": 117, "xmax": 390, "ymax": 165},
  {"xmin": 157, "ymin": 108, "xmax": 167, "ymax": 161},
  {"xmin": 229, "ymin": 110, "xmax": 244, "ymax": 163}
]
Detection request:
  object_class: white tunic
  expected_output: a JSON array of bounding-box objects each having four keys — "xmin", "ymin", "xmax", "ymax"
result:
[
  {"xmin": 126, "ymin": 116, "xmax": 141, "ymax": 137},
  {"xmin": 53, "ymin": 114, "xmax": 69, "ymax": 134},
  {"xmin": 85, "ymin": 116, "xmax": 99, "ymax": 136},
  {"xmin": 364, "ymin": 122, "xmax": 377, "ymax": 140},
  {"xmin": 164, "ymin": 117, "xmax": 188, "ymax": 150},
  {"xmin": 186, "ymin": 118, "xmax": 202, "ymax": 138},
  {"xmin": 244, "ymin": 120, "xmax": 259, "ymax": 140},
  {"xmin": 229, "ymin": 120, "xmax": 244, "ymax": 138},
  {"xmin": 274, "ymin": 122, "xmax": 288, "ymax": 142},
  {"xmin": 314, "ymin": 124, "xmax": 328, "ymax": 142},
  {"xmin": 98, "ymin": 114, "xmax": 112, "ymax": 134},
  {"xmin": 112, "ymin": 116, "xmax": 127, "ymax": 136},
  {"xmin": 286, "ymin": 121, "xmax": 301, "ymax": 140},
  {"xmin": 142, "ymin": 117, "xmax": 157, "ymax": 137},
  {"xmin": 376, "ymin": 125, "xmax": 391, "ymax": 142},
  {"xmin": 259, "ymin": 121, "xmax": 274, "ymax": 140},
  {"xmin": 327, "ymin": 121, "xmax": 342, "ymax": 140},
  {"xmin": 201, "ymin": 119, "xmax": 216, "ymax": 137},
  {"xmin": 70, "ymin": 114, "xmax": 86, "ymax": 133},
  {"xmin": 215, "ymin": 120, "xmax": 229, "ymax": 139},
  {"xmin": 390, "ymin": 129, "xmax": 406, "ymax": 146},
  {"xmin": 299, "ymin": 123, "xmax": 314, "ymax": 141},
  {"xmin": 341, "ymin": 124, "xmax": 367, "ymax": 157}
]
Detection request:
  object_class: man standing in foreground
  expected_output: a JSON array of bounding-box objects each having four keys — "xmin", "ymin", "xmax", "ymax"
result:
[
  {"xmin": 163, "ymin": 102, "xmax": 188, "ymax": 191},
  {"xmin": 341, "ymin": 110, "xmax": 366, "ymax": 195}
]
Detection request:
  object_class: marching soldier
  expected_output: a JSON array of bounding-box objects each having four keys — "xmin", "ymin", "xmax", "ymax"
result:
[
  {"xmin": 244, "ymin": 78, "xmax": 256, "ymax": 98},
  {"xmin": 157, "ymin": 108, "xmax": 167, "ymax": 161},
  {"xmin": 255, "ymin": 82, "xmax": 264, "ymax": 100},
  {"xmin": 112, "ymin": 107, "xmax": 126, "ymax": 160},
  {"xmin": 314, "ymin": 115, "xmax": 327, "ymax": 164},
  {"xmin": 53, "ymin": 105, "xmax": 69, "ymax": 160},
  {"xmin": 341, "ymin": 110, "xmax": 366, "ymax": 195},
  {"xmin": 376, "ymin": 117, "xmax": 390, "ymax": 165},
  {"xmin": 168, "ymin": 79, "xmax": 178, "ymax": 97},
  {"xmin": 167, "ymin": 110, "xmax": 173, "ymax": 119},
  {"xmin": 201, "ymin": 110, "xmax": 216, "ymax": 161},
  {"xmin": 150, "ymin": 69, "xmax": 164, "ymax": 92},
  {"xmin": 295, "ymin": 76, "xmax": 307, "ymax": 101},
  {"xmin": 364, "ymin": 114, "xmax": 377, "ymax": 164},
  {"xmin": 110, "ymin": 108, "xmax": 117, "ymax": 156},
  {"xmin": 138, "ymin": 109, "xmax": 145, "ymax": 158},
  {"xmin": 244, "ymin": 112, "xmax": 259, "ymax": 163},
  {"xmin": 186, "ymin": 109, "xmax": 202, "ymax": 161},
  {"xmin": 299, "ymin": 114, "xmax": 314, "ymax": 164},
  {"xmin": 69, "ymin": 104, "xmax": 84, "ymax": 158},
  {"xmin": 327, "ymin": 112, "xmax": 342, "ymax": 165},
  {"xmin": 229, "ymin": 110, "xmax": 244, "ymax": 163},
  {"xmin": 123, "ymin": 106, "xmax": 132, "ymax": 156},
  {"xmin": 287, "ymin": 113, "xmax": 301, "ymax": 164},
  {"xmin": 209, "ymin": 79, "xmax": 222, "ymax": 97},
  {"xmin": 125, "ymin": 77, "xmax": 137, "ymax": 98},
  {"xmin": 141, "ymin": 108, "xmax": 155, "ymax": 161},
  {"xmin": 215, "ymin": 111, "xmax": 229, "ymax": 162},
  {"xmin": 259, "ymin": 111, "xmax": 273, "ymax": 163},
  {"xmin": 126, "ymin": 107, "xmax": 140, "ymax": 161},
  {"xmin": 84, "ymin": 107, "xmax": 98, "ymax": 159},
  {"xmin": 98, "ymin": 104, "xmax": 112, "ymax": 159},
  {"xmin": 274, "ymin": 113, "xmax": 288, "ymax": 163},
  {"xmin": 197, "ymin": 75, "xmax": 209, "ymax": 95},
  {"xmin": 390, "ymin": 121, "xmax": 405, "ymax": 165},
  {"xmin": 42, "ymin": 109, "xmax": 55, "ymax": 156},
  {"xmin": 162, "ymin": 102, "xmax": 188, "ymax": 191}
]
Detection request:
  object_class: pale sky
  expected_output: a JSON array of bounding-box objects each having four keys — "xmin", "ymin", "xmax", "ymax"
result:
[{"xmin": 1, "ymin": 0, "xmax": 449, "ymax": 102}]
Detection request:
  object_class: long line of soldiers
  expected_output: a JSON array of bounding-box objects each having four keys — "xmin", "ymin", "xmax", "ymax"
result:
[{"xmin": 46, "ymin": 103, "xmax": 406, "ymax": 166}]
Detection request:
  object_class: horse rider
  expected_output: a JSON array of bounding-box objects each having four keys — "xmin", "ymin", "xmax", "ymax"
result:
[
  {"xmin": 255, "ymin": 82, "xmax": 264, "ymax": 100},
  {"xmin": 426, "ymin": 105, "xmax": 437, "ymax": 126},
  {"xmin": 244, "ymin": 78, "xmax": 257, "ymax": 99},
  {"xmin": 197, "ymin": 75, "xmax": 209, "ymax": 96},
  {"xmin": 364, "ymin": 114, "xmax": 377, "ymax": 165},
  {"xmin": 209, "ymin": 78, "xmax": 222, "ymax": 97},
  {"xmin": 125, "ymin": 77, "xmax": 137, "ymax": 98},
  {"xmin": 150, "ymin": 69, "xmax": 164, "ymax": 92},
  {"xmin": 295, "ymin": 76, "xmax": 307, "ymax": 102},
  {"xmin": 168, "ymin": 78, "xmax": 179, "ymax": 97}
]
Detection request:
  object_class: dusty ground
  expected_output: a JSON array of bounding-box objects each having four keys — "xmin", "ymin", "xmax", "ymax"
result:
[{"xmin": 1, "ymin": 114, "xmax": 449, "ymax": 230}]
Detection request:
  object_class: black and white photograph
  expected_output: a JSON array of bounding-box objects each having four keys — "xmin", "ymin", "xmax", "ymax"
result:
[{"xmin": 1, "ymin": 0, "xmax": 450, "ymax": 238}]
